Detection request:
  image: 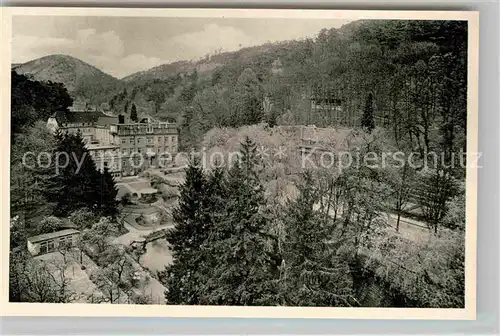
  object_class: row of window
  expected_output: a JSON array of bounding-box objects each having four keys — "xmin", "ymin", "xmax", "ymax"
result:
[
  {"xmin": 75, "ymin": 129, "xmax": 111, "ymax": 137},
  {"xmin": 121, "ymin": 147, "xmax": 176, "ymax": 155},
  {"xmin": 39, "ymin": 235, "xmax": 75, "ymax": 254},
  {"xmin": 121, "ymin": 136, "xmax": 177, "ymax": 145},
  {"xmin": 62, "ymin": 122, "xmax": 92, "ymax": 127}
]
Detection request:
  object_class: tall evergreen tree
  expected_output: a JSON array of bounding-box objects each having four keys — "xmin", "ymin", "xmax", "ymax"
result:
[
  {"xmin": 96, "ymin": 167, "xmax": 119, "ymax": 218},
  {"xmin": 42, "ymin": 130, "xmax": 74, "ymax": 216},
  {"xmin": 233, "ymin": 68, "xmax": 264, "ymax": 126},
  {"xmin": 195, "ymin": 165, "xmax": 229, "ymax": 293},
  {"xmin": 130, "ymin": 103, "xmax": 138, "ymax": 122},
  {"xmin": 361, "ymin": 92, "xmax": 375, "ymax": 133},
  {"xmin": 200, "ymin": 137, "xmax": 278, "ymax": 305},
  {"xmin": 282, "ymin": 171, "xmax": 354, "ymax": 307},
  {"xmin": 164, "ymin": 156, "xmax": 208, "ymax": 304},
  {"xmin": 124, "ymin": 100, "xmax": 130, "ymax": 115},
  {"xmin": 44, "ymin": 131, "xmax": 102, "ymax": 217}
]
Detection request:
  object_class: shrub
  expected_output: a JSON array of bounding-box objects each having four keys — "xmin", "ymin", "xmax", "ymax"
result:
[
  {"xmin": 121, "ymin": 193, "xmax": 132, "ymax": 205},
  {"xmin": 69, "ymin": 208, "xmax": 97, "ymax": 230},
  {"xmin": 38, "ymin": 216, "xmax": 62, "ymax": 234},
  {"xmin": 140, "ymin": 193, "xmax": 157, "ymax": 204},
  {"xmin": 150, "ymin": 176, "xmax": 164, "ymax": 189},
  {"xmin": 136, "ymin": 214, "xmax": 145, "ymax": 226},
  {"xmin": 159, "ymin": 184, "xmax": 180, "ymax": 199}
]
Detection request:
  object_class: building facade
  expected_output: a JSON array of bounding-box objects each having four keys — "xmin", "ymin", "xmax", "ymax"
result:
[
  {"xmin": 47, "ymin": 111, "xmax": 179, "ymax": 178},
  {"xmin": 47, "ymin": 111, "xmax": 119, "ymax": 145},
  {"xmin": 114, "ymin": 122, "xmax": 178, "ymax": 176},
  {"xmin": 27, "ymin": 229, "xmax": 80, "ymax": 256}
]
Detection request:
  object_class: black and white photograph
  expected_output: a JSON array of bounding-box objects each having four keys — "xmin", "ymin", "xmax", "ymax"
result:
[{"xmin": 2, "ymin": 8, "xmax": 478, "ymax": 319}]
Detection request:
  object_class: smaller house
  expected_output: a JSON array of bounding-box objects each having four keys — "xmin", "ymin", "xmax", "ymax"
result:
[{"xmin": 27, "ymin": 229, "xmax": 80, "ymax": 256}]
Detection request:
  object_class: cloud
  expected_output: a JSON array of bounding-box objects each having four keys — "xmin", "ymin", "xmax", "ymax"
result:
[
  {"xmin": 75, "ymin": 28, "xmax": 124, "ymax": 58},
  {"xmin": 12, "ymin": 34, "xmax": 74, "ymax": 63},
  {"xmin": 120, "ymin": 54, "xmax": 167, "ymax": 72},
  {"xmin": 91, "ymin": 53, "xmax": 169, "ymax": 78},
  {"xmin": 13, "ymin": 29, "xmax": 167, "ymax": 78},
  {"xmin": 168, "ymin": 23, "xmax": 262, "ymax": 61}
]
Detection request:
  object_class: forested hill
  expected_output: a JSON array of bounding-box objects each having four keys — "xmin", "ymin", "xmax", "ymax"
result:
[
  {"xmin": 107, "ymin": 40, "xmax": 303, "ymax": 126},
  {"xmin": 13, "ymin": 54, "xmax": 122, "ymax": 106},
  {"xmin": 121, "ymin": 41, "xmax": 302, "ymax": 83}
]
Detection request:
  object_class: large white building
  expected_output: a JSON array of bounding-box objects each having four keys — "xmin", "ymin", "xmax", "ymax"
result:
[{"xmin": 47, "ymin": 110, "xmax": 179, "ymax": 178}]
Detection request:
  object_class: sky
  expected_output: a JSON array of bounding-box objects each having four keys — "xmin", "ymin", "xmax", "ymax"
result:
[{"xmin": 12, "ymin": 16, "xmax": 351, "ymax": 78}]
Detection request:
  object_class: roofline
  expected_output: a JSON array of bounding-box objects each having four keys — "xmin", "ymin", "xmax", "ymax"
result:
[{"xmin": 27, "ymin": 229, "xmax": 80, "ymax": 243}]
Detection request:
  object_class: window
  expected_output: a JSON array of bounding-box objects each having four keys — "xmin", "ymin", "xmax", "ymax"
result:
[
  {"xmin": 147, "ymin": 138, "xmax": 153, "ymax": 144},
  {"xmin": 130, "ymin": 138, "xmax": 134, "ymax": 144},
  {"xmin": 122, "ymin": 138, "xmax": 127, "ymax": 144},
  {"xmin": 138, "ymin": 148, "xmax": 142, "ymax": 153},
  {"xmin": 47, "ymin": 240, "xmax": 55, "ymax": 253},
  {"xmin": 122, "ymin": 149, "xmax": 128, "ymax": 154}
]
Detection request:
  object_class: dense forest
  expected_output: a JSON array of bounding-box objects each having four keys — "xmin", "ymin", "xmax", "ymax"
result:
[
  {"xmin": 102, "ymin": 20, "xmax": 467, "ymax": 159},
  {"xmin": 161, "ymin": 131, "xmax": 465, "ymax": 307}
]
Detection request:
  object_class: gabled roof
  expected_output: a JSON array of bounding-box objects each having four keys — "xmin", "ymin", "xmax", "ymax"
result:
[{"xmin": 50, "ymin": 110, "xmax": 118, "ymax": 126}]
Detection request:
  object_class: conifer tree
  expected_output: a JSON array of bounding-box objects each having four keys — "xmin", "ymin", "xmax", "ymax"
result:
[
  {"xmin": 130, "ymin": 103, "xmax": 138, "ymax": 122},
  {"xmin": 203, "ymin": 165, "xmax": 227, "ymax": 224},
  {"xmin": 124, "ymin": 100, "xmax": 129, "ymax": 114},
  {"xmin": 44, "ymin": 131, "xmax": 102, "ymax": 217},
  {"xmin": 282, "ymin": 171, "xmax": 354, "ymax": 307},
  {"xmin": 234, "ymin": 68, "xmax": 264, "ymax": 126},
  {"xmin": 200, "ymin": 137, "xmax": 278, "ymax": 305},
  {"xmin": 361, "ymin": 92, "xmax": 375, "ymax": 133},
  {"xmin": 164, "ymin": 156, "xmax": 207, "ymax": 304},
  {"xmin": 40, "ymin": 129, "xmax": 66, "ymax": 213},
  {"xmin": 195, "ymin": 165, "xmax": 228, "ymax": 292},
  {"xmin": 96, "ymin": 167, "xmax": 119, "ymax": 218}
]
